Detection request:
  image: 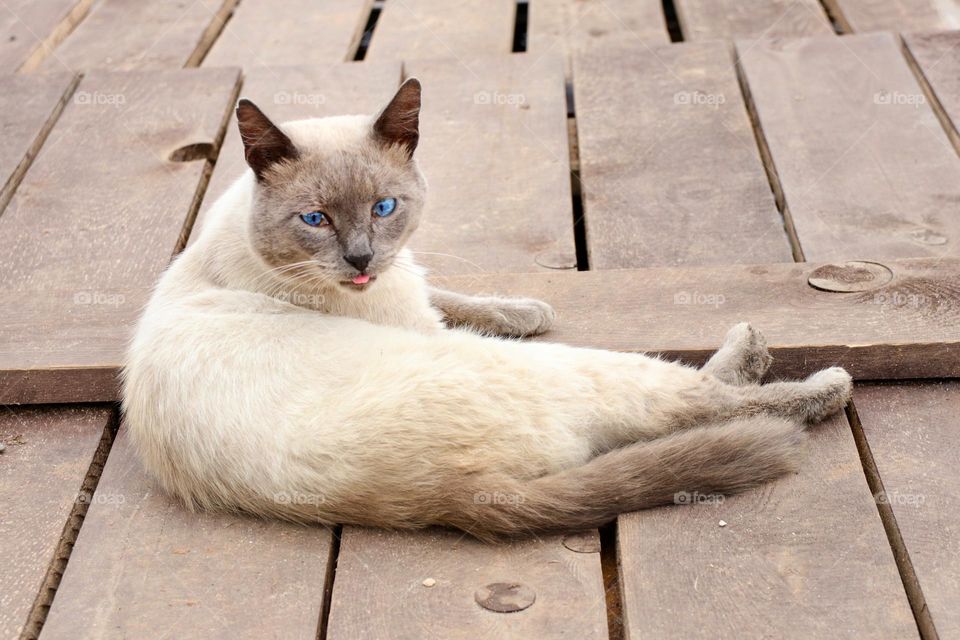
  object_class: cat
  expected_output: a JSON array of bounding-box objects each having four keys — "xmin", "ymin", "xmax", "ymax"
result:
[{"xmin": 123, "ymin": 78, "xmax": 853, "ymax": 540}]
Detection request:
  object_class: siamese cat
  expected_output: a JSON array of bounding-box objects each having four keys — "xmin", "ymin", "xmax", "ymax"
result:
[{"xmin": 123, "ymin": 79, "xmax": 852, "ymax": 539}]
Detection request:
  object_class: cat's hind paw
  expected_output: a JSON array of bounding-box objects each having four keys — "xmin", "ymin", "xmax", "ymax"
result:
[{"xmin": 703, "ymin": 322, "xmax": 773, "ymax": 385}]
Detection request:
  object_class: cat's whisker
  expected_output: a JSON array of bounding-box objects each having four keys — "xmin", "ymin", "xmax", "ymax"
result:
[{"xmin": 406, "ymin": 251, "xmax": 488, "ymax": 273}]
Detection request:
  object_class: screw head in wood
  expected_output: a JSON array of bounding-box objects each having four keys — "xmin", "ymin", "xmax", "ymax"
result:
[
  {"xmin": 562, "ymin": 531, "xmax": 601, "ymax": 553},
  {"xmin": 475, "ymin": 582, "xmax": 536, "ymax": 613},
  {"xmin": 807, "ymin": 261, "xmax": 893, "ymax": 292}
]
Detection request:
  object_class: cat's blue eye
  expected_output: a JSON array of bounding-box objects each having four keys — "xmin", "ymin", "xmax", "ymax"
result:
[
  {"xmin": 300, "ymin": 211, "xmax": 327, "ymax": 226},
  {"xmin": 373, "ymin": 197, "xmax": 397, "ymax": 218}
]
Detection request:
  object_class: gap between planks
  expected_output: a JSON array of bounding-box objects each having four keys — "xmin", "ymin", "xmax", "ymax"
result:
[
  {"xmin": 0, "ymin": 74, "xmax": 79, "ymax": 219},
  {"xmin": 16, "ymin": 0, "xmax": 96, "ymax": 73},
  {"xmin": 184, "ymin": 0, "xmax": 242, "ymax": 68},
  {"xmin": 846, "ymin": 401, "xmax": 939, "ymax": 640},
  {"xmin": 20, "ymin": 408, "xmax": 118, "ymax": 640}
]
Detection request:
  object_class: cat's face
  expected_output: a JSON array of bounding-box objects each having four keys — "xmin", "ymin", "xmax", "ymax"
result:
[{"xmin": 237, "ymin": 79, "xmax": 425, "ymax": 292}]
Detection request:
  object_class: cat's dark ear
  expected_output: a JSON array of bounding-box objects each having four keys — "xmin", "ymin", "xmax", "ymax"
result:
[
  {"xmin": 372, "ymin": 78, "xmax": 421, "ymax": 158},
  {"xmin": 236, "ymin": 99, "xmax": 299, "ymax": 179}
]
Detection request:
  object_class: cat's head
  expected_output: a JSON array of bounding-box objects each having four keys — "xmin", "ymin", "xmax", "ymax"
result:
[{"xmin": 236, "ymin": 79, "xmax": 425, "ymax": 291}]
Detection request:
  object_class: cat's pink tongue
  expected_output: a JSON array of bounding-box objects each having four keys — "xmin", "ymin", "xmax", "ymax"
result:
[{"xmin": 352, "ymin": 274, "xmax": 370, "ymax": 285}]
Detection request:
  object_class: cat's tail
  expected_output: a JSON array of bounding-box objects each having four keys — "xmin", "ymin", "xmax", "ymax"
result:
[{"xmin": 442, "ymin": 416, "xmax": 805, "ymax": 540}]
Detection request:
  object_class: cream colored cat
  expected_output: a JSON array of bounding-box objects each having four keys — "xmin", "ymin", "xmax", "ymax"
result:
[{"xmin": 123, "ymin": 80, "xmax": 852, "ymax": 539}]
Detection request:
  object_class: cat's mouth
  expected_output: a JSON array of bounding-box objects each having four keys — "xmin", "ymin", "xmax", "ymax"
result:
[{"xmin": 340, "ymin": 274, "xmax": 377, "ymax": 290}]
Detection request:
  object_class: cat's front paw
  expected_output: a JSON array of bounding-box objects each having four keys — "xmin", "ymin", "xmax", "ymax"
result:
[{"xmin": 499, "ymin": 298, "xmax": 555, "ymax": 337}]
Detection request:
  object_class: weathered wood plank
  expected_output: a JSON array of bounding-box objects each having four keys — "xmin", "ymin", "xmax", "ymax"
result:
[
  {"xmin": 406, "ymin": 54, "xmax": 576, "ymax": 274},
  {"xmin": 904, "ymin": 30, "xmax": 960, "ymax": 153},
  {"xmin": 0, "ymin": 406, "xmax": 112, "ymax": 640},
  {"xmin": 854, "ymin": 382, "xmax": 960, "ymax": 638},
  {"xmin": 676, "ymin": 0, "xmax": 833, "ymax": 40},
  {"xmin": 366, "ymin": 0, "xmax": 514, "ymax": 61},
  {"xmin": 823, "ymin": 0, "xmax": 960, "ymax": 33},
  {"xmin": 738, "ymin": 32, "xmax": 960, "ymax": 261},
  {"xmin": 528, "ymin": 0, "xmax": 668, "ymax": 73},
  {"xmin": 617, "ymin": 412, "xmax": 916, "ymax": 639},
  {"xmin": 40, "ymin": 427, "xmax": 334, "ymax": 640},
  {"xmin": 39, "ymin": 0, "xmax": 236, "ymax": 72},
  {"xmin": 5, "ymin": 257, "xmax": 960, "ymax": 404},
  {"xmin": 191, "ymin": 61, "xmax": 402, "ymax": 241},
  {"xmin": 0, "ymin": 0, "xmax": 93, "ymax": 72},
  {"xmin": 0, "ymin": 72, "xmax": 76, "ymax": 215},
  {"xmin": 202, "ymin": 0, "xmax": 372, "ymax": 68},
  {"xmin": 574, "ymin": 41, "xmax": 792, "ymax": 268},
  {"xmin": 0, "ymin": 67, "xmax": 239, "ymax": 405},
  {"xmin": 327, "ymin": 527, "xmax": 607, "ymax": 639}
]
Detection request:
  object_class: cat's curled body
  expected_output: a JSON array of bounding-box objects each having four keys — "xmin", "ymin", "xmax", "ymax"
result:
[{"xmin": 124, "ymin": 80, "xmax": 853, "ymax": 539}]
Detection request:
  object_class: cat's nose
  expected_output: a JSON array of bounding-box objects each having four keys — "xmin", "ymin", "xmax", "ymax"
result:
[{"xmin": 344, "ymin": 252, "xmax": 373, "ymax": 273}]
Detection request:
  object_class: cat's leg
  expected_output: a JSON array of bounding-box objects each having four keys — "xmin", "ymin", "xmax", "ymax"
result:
[
  {"xmin": 702, "ymin": 322, "xmax": 772, "ymax": 385},
  {"xmin": 429, "ymin": 287, "xmax": 555, "ymax": 337}
]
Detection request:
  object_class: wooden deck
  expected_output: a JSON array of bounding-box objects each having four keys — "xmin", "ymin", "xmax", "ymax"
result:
[{"xmin": 1, "ymin": 1, "xmax": 958, "ymax": 638}]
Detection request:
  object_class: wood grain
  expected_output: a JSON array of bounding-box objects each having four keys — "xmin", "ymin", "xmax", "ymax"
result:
[
  {"xmin": 366, "ymin": 0, "xmax": 514, "ymax": 62},
  {"xmin": 617, "ymin": 412, "xmax": 916, "ymax": 639},
  {"xmin": 904, "ymin": 30, "xmax": 960, "ymax": 153},
  {"xmin": 202, "ymin": 0, "xmax": 372, "ymax": 68},
  {"xmin": 675, "ymin": 0, "xmax": 833, "ymax": 41},
  {"xmin": 39, "ymin": 0, "xmax": 237, "ymax": 72},
  {"xmin": 528, "ymin": 0, "xmax": 668, "ymax": 75},
  {"xmin": 4, "ymin": 257, "xmax": 960, "ymax": 404},
  {"xmin": 406, "ymin": 54, "xmax": 577, "ymax": 274},
  {"xmin": 191, "ymin": 61, "xmax": 402, "ymax": 241},
  {"xmin": 326, "ymin": 527, "xmax": 608, "ymax": 639},
  {"xmin": 0, "ymin": 405, "xmax": 112, "ymax": 640},
  {"xmin": 0, "ymin": 0, "xmax": 93, "ymax": 72},
  {"xmin": 824, "ymin": 0, "xmax": 960, "ymax": 33},
  {"xmin": 0, "ymin": 72, "xmax": 77, "ymax": 215},
  {"xmin": 574, "ymin": 41, "xmax": 792, "ymax": 268},
  {"xmin": 738, "ymin": 32, "xmax": 960, "ymax": 261},
  {"xmin": 0, "ymin": 67, "xmax": 239, "ymax": 404},
  {"xmin": 854, "ymin": 382, "xmax": 960, "ymax": 638},
  {"xmin": 40, "ymin": 427, "xmax": 334, "ymax": 640}
]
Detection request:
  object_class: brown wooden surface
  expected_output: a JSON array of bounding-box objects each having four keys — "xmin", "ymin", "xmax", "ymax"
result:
[
  {"xmin": 617, "ymin": 412, "xmax": 916, "ymax": 639},
  {"xmin": 327, "ymin": 527, "xmax": 608, "ymax": 639},
  {"xmin": 0, "ymin": 0, "xmax": 93, "ymax": 72},
  {"xmin": 366, "ymin": 0, "xmax": 514, "ymax": 62},
  {"xmin": 0, "ymin": 406, "xmax": 111, "ymax": 640},
  {"xmin": 528, "ymin": 0, "xmax": 669, "ymax": 73},
  {"xmin": 675, "ymin": 0, "xmax": 833, "ymax": 40},
  {"xmin": 406, "ymin": 54, "xmax": 577, "ymax": 274},
  {"xmin": 738, "ymin": 32, "xmax": 960, "ymax": 261},
  {"xmin": 9, "ymin": 256, "xmax": 958, "ymax": 405},
  {"xmin": 191, "ymin": 61, "xmax": 402, "ymax": 241},
  {"xmin": 41, "ymin": 427, "xmax": 335, "ymax": 640},
  {"xmin": 574, "ymin": 40, "xmax": 792, "ymax": 268},
  {"xmin": 40, "ymin": 0, "xmax": 236, "ymax": 72},
  {"xmin": 202, "ymin": 0, "xmax": 371, "ymax": 68},
  {"xmin": 904, "ymin": 30, "xmax": 960, "ymax": 152},
  {"xmin": 824, "ymin": 0, "xmax": 960, "ymax": 33},
  {"xmin": 438, "ymin": 257, "xmax": 960, "ymax": 379},
  {"xmin": 0, "ymin": 67, "xmax": 239, "ymax": 404},
  {"xmin": 0, "ymin": 72, "xmax": 76, "ymax": 215},
  {"xmin": 855, "ymin": 382, "xmax": 960, "ymax": 638}
]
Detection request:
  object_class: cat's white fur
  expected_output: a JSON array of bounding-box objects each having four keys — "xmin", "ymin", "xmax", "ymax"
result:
[{"xmin": 124, "ymin": 114, "xmax": 850, "ymax": 537}]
